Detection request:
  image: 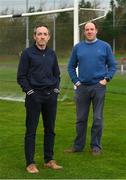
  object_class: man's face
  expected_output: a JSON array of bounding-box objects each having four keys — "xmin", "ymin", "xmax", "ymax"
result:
[
  {"xmin": 84, "ymin": 23, "xmax": 97, "ymax": 41},
  {"xmin": 33, "ymin": 26, "xmax": 50, "ymax": 48}
]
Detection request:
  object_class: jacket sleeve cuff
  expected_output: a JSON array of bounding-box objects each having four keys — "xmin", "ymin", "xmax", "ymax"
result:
[
  {"xmin": 104, "ymin": 77, "xmax": 110, "ymax": 82},
  {"xmin": 26, "ymin": 89, "xmax": 34, "ymax": 95},
  {"xmin": 54, "ymin": 88, "xmax": 60, "ymax": 94},
  {"xmin": 75, "ymin": 81, "xmax": 81, "ymax": 86}
]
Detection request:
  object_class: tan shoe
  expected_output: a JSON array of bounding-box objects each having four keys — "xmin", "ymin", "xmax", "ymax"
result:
[
  {"xmin": 26, "ymin": 163, "xmax": 39, "ymax": 173},
  {"xmin": 44, "ymin": 160, "xmax": 63, "ymax": 170},
  {"xmin": 64, "ymin": 147, "xmax": 82, "ymax": 153},
  {"xmin": 91, "ymin": 147, "xmax": 101, "ymax": 156}
]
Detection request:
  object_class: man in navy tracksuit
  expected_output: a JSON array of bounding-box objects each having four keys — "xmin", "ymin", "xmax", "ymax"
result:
[
  {"xmin": 17, "ymin": 25, "xmax": 62, "ymax": 173},
  {"xmin": 65, "ymin": 22, "xmax": 116, "ymax": 155}
]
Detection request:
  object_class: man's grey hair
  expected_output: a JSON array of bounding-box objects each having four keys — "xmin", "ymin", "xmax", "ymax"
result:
[{"xmin": 33, "ymin": 24, "xmax": 50, "ymax": 35}]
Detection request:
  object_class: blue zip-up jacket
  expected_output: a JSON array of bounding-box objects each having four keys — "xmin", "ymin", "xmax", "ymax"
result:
[
  {"xmin": 17, "ymin": 44, "xmax": 60, "ymax": 93},
  {"xmin": 68, "ymin": 39, "xmax": 116, "ymax": 85}
]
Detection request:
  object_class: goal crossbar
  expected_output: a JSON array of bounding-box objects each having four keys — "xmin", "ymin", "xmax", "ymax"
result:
[
  {"xmin": 0, "ymin": 7, "xmax": 74, "ymax": 19},
  {"xmin": 0, "ymin": 1, "xmax": 107, "ymax": 102},
  {"xmin": 0, "ymin": 1, "xmax": 107, "ymax": 45}
]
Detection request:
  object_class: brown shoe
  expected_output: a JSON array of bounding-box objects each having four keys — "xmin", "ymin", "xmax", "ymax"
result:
[
  {"xmin": 64, "ymin": 147, "xmax": 82, "ymax": 153},
  {"xmin": 91, "ymin": 147, "xmax": 101, "ymax": 156},
  {"xmin": 44, "ymin": 160, "xmax": 63, "ymax": 170},
  {"xmin": 26, "ymin": 163, "xmax": 39, "ymax": 173}
]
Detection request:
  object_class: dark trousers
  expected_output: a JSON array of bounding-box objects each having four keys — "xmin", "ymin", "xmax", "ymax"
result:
[
  {"xmin": 74, "ymin": 83, "xmax": 106, "ymax": 151},
  {"xmin": 24, "ymin": 90, "xmax": 58, "ymax": 166}
]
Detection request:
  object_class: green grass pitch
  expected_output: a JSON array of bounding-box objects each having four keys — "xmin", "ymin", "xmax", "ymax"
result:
[{"xmin": 0, "ymin": 56, "xmax": 126, "ymax": 178}]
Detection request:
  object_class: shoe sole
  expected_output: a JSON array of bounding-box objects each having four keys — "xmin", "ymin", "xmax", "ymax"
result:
[{"xmin": 44, "ymin": 165, "xmax": 63, "ymax": 170}]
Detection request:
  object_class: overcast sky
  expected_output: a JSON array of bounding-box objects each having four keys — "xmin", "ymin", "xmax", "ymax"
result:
[{"xmin": 0, "ymin": 0, "xmax": 111, "ymax": 14}]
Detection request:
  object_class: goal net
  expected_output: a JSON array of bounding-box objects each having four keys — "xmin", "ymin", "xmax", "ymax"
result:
[{"xmin": 0, "ymin": 0, "xmax": 106, "ymax": 102}]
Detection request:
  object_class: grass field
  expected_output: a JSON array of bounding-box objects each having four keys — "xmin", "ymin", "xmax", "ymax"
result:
[
  {"xmin": 0, "ymin": 55, "xmax": 126, "ymax": 178},
  {"xmin": 0, "ymin": 91, "xmax": 126, "ymax": 179}
]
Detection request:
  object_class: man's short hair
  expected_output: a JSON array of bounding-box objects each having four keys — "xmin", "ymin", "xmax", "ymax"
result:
[
  {"xmin": 83, "ymin": 22, "xmax": 98, "ymax": 30},
  {"xmin": 33, "ymin": 24, "xmax": 50, "ymax": 35}
]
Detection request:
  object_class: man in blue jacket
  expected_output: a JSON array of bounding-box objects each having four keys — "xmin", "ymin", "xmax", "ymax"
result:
[
  {"xmin": 65, "ymin": 22, "xmax": 116, "ymax": 155},
  {"xmin": 17, "ymin": 24, "xmax": 62, "ymax": 173}
]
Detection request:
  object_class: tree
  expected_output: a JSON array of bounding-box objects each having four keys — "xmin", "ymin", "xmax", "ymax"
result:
[
  {"xmin": 79, "ymin": 0, "xmax": 92, "ymax": 8},
  {"xmin": 99, "ymin": 0, "xmax": 126, "ymax": 52},
  {"xmin": 116, "ymin": 0, "xmax": 126, "ymax": 6},
  {"xmin": 56, "ymin": 11, "xmax": 73, "ymax": 56},
  {"xmin": 0, "ymin": 9, "xmax": 25, "ymax": 55},
  {"xmin": 99, "ymin": 11, "xmax": 113, "ymax": 45}
]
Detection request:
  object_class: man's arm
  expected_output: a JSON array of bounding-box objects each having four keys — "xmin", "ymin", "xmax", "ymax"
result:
[
  {"xmin": 53, "ymin": 52, "xmax": 60, "ymax": 92},
  {"xmin": 68, "ymin": 46, "xmax": 80, "ymax": 85},
  {"xmin": 105, "ymin": 44, "xmax": 117, "ymax": 80},
  {"xmin": 17, "ymin": 50, "xmax": 33, "ymax": 94}
]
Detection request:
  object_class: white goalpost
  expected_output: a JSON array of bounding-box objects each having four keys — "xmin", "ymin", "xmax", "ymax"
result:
[
  {"xmin": 0, "ymin": 0, "xmax": 107, "ymax": 102},
  {"xmin": 0, "ymin": 0, "xmax": 107, "ymax": 45}
]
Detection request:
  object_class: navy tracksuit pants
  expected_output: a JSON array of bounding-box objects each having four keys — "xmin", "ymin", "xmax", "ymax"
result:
[{"xmin": 24, "ymin": 89, "xmax": 58, "ymax": 166}]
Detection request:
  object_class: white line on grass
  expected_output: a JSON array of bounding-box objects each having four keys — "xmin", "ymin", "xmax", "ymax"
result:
[
  {"xmin": 0, "ymin": 96, "xmax": 25, "ymax": 102},
  {"xmin": 0, "ymin": 95, "xmax": 69, "ymax": 102}
]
